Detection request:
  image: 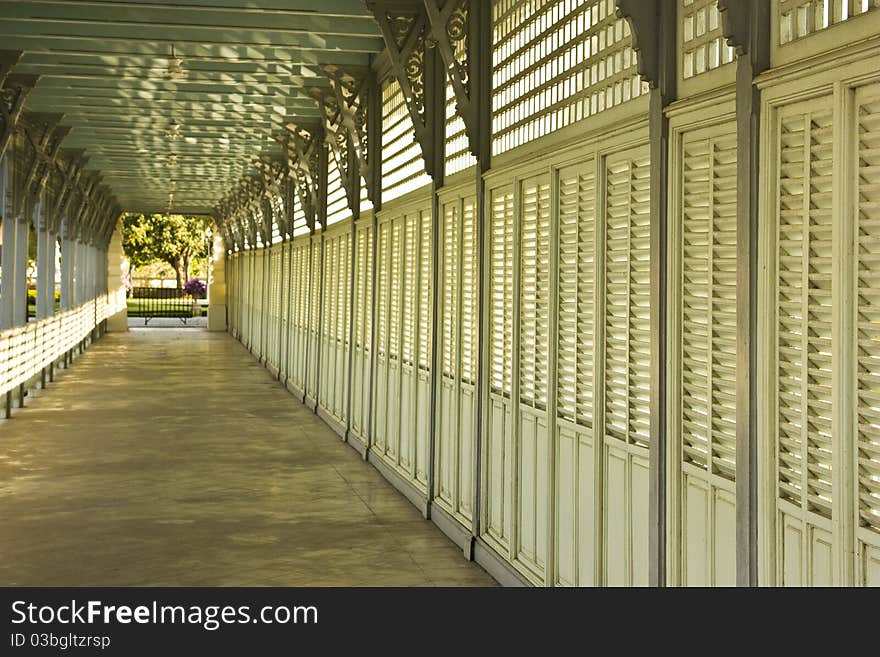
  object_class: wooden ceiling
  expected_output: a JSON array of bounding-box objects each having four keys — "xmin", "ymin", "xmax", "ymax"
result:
[{"xmin": 0, "ymin": 0, "xmax": 383, "ymax": 213}]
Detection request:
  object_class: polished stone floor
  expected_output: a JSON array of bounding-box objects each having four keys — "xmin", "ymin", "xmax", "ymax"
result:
[{"xmin": 0, "ymin": 329, "xmax": 495, "ymax": 587}]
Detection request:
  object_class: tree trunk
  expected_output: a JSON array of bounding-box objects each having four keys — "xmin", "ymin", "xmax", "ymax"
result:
[{"xmin": 172, "ymin": 263, "xmax": 182, "ymax": 289}]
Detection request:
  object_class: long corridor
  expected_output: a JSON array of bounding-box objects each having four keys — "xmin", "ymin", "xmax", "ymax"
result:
[{"xmin": 0, "ymin": 329, "xmax": 495, "ymax": 587}]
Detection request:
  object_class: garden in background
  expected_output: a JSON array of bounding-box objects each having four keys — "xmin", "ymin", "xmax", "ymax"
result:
[{"xmin": 122, "ymin": 213, "xmax": 213, "ymax": 321}]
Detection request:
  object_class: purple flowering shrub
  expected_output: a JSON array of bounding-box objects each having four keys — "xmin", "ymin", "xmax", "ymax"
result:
[{"xmin": 183, "ymin": 277, "xmax": 207, "ymax": 298}]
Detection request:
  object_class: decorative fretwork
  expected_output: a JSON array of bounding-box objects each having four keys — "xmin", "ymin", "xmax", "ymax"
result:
[
  {"xmin": 367, "ymin": 2, "xmax": 437, "ymax": 176},
  {"xmin": 310, "ymin": 85, "xmax": 359, "ymax": 213},
  {"xmin": 11, "ymin": 113, "xmax": 62, "ymax": 222},
  {"xmin": 322, "ymin": 65, "xmax": 375, "ymax": 202},
  {"xmin": 254, "ymin": 156, "xmax": 288, "ymax": 238},
  {"xmin": 424, "ymin": 0, "xmax": 485, "ymax": 161},
  {"xmin": 281, "ymin": 124, "xmax": 323, "ymax": 232},
  {"xmin": 777, "ymin": 0, "xmax": 879, "ymax": 45},
  {"xmin": 0, "ymin": 74, "xmax": 37, "ymax": 162},
  {"xmin": 50, "ymin": 150, "xmax": 86, "ymax": 235},
  {"xmin": 26, "ymin": 122, "xmax": 71, "ymax": 230}
]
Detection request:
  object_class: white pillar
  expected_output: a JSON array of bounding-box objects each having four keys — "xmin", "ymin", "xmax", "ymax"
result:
[
  {"xmin": 0, "ymin": 215, "xmax": 17, "ymax": 330},
  {"xmin": 12, "ymin": 212, "xmax": 28, "ymax": 326},
  {"xmin": 207, "ymin": 231, "xmax": 227, "ymax": 331},
  {"xmin": 105, "ymin": 224, "xmax": 128, "ymax": 332},
  {"xmin": 35, "ymin": 196, "xmax": 55, "ymax": 320},
  {"xmin": 87, "ymin": 244, "xmax": 96, "ymax": 300},
  {"xmin": 60, "ymin": 232, "xmax": 75, "ymax": 310},
  {"xmin": 76, "ymin": 239, "xmax": 87, "ymax": 304}
]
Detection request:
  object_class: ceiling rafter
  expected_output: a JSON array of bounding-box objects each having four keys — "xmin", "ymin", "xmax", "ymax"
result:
[{"xmin": 1, "ymin": 1, "xmax": 383, "ymax": 214}]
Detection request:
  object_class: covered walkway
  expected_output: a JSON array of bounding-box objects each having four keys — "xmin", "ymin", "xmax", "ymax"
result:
[
  {"xmin": 0, "ymin": 329, "xmax": 494, "ymax": 587},
  {"xmin": 2, "ymin": 1, "xmax": 880, "ymax": 588}
]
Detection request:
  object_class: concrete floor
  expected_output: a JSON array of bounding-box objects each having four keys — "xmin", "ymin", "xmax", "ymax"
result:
[{"xmin": 0, "ymin": 329, "xmax": 496, "ymax": 587}]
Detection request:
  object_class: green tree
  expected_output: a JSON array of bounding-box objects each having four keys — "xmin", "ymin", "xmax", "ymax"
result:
[{"xmin": 122, "ymin": 213, "xmax": 212, "ymax": 288}]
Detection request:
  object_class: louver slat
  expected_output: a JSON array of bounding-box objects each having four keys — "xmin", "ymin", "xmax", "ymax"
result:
[
  {"xmin": 858, "ymin": 93, "xmax": 880, "ymax": 534},
  {"xmin": 605, "ymin": 151, "xmax": 651, "ymax": 447},
  {"xmin": 557, "ymin": 162, "xmax": 595, "ymax": 427},
  {"xmin": 776, "ymin": 107, "xmax": 834, "ymax": 518},
  {"xmin": 490, "ymin": 187, "xmax": 515, "ymax": 397},
  {"xmin": 519, "ymin": 175, "xmax": 551, "ymax": 410},
  {"xmin": 680, "ymin": 128, "xmax": 738, "ymax": 480}
]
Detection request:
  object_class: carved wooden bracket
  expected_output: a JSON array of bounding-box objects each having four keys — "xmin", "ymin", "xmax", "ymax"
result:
[
  {"xmin": 12, "ymin": 112, "xmax": 62, "ymax": 221},
  {"xmin": 254, "ymin": 156, "xmax": 290, "ymax": 238},
  {"xmin": 25, "ymin": 120, "xmax": 71, "ymax": 228},
  {"xmin": 283, "ymin": 124, "xmax": 323, "ymax": 232},
  {"xmin": 366, "ymin": 1, "xmax": 439, "ymax": 178},
  {"xmin": 422, "ymin": 0, "xmax": 483, "ymax": 160},
  {"xmin": 0, "ymin": 50, "xmax": 21, "ymax": 88},
  {"xmin": 0, "ymin": 74, "xmax": 37, "ymax": 162},
  {"xmin": 309, "ymin": 86, "xmax": 359, "ymax": 214},
  {"xmin": 321, "ymin": 64, "xmax": 375, "ymax": 203},
  {"xmin": 49, "ymin": 151, "xmax": 84, "ymax": 234}
]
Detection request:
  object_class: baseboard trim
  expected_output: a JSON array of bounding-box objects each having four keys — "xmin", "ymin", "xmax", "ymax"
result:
[
  {"xmin": 316, "ymin": 406, "xmax": 346, "ymax": 438},
  {"xmin": 345, "ymin": 434, "xmax": 368, "ymax": 458},
  {"xmin": 429, "ymin": 503, "xmax": 473, "ymax": 557},
  {"xmin": 285, "ymin": 380, "xmax": 305, "ymax": 401},
  {"xmin": 367, "ymin": 452, "xmax": 429, "ymax": 518},
  {"xmin": 473, "ymin": 538, "xmax": 533, "ymax": 587}
]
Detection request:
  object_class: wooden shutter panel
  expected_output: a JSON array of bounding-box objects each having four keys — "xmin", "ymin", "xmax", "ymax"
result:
[
  {"xmin": 442, "ymin": 202, "xmax": 459, "ymax": 380},
  {"xmin": 557, "ymin": 162, "xmax": 596, "ymax": 427},
  {"xmin": 377, "ymin": 223, "xmax": 389, "ymax": 360},
  {"xmin": 490, "ymin": 186, "xmax": 515, "ymax": 397},
  {"xmin": 389, "ymin": 220, "xmax": 402, "ymax": 361},
  {"xmin": 605, "ymin": 152, "xmax": 651, "ymax": 447},
  {"xmin": 680, "ymin": 128, "xmax": 738, "ymax": 479},
  {"xmin": 519, "ymin": 175, "xmax": 551, "ymax": 409},
  {"xmin": 363, "ymin": 228, "xmax": 373, "ymax": 360},
  {"xmin": 403, "ymin": 214, "xmax": 417, "ymax": 366},
  {"xmin": 418, "ymin": 209, "xmax": 432, "ymax": 372},
  {"xmin": 776, "ymin": 106, "xmax": 834, "ymax": 518},
  {"xmin": 461, "ymin": 199, "xmax": 477, "ymax": 384},
  {"xmin": 857, "ymin": 90, "xmax": 880, "ymax": 536}
]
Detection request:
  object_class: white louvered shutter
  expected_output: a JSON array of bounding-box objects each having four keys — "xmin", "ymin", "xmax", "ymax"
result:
[
  {"xmin": 403, "ymin": 214, "xmax": 417, "ymax": 366},
  {"xmin": 390, "ymin": 219, "xmax": 402, "ymax": 362},
  {"xmin": 461, "ymin": 199, "xmax": 478, "ymax": 385},
  {"xmin": 557, "ymin": 162, "xmax": 596, "ymax": 427},
  {"xmin": 362, "ymin": 227, "xmax": 373, "ymax": 362},
  {"xmin": 776, "ymin": 105, "xmax": 834, "ymax": 518},
  {"xmin": 857, "ymin": 89, "xmax": 880, "ymax": 536},
  {"xmin": 377, "ymin": 223, "xmax": 389, "ymax": 361},
  {"xmin": 309, "ymin": 239, "xmax": 323, "ymax": 396},
  {"xmin": 680, "ymin": 128, "xmax": 738, "ymax": 479},
  {"xmin": 442, "ymin": 203, "xmax": 459, "ymax": 381},
  {"xmin": 605, "ymin": 151, "xmax": 651, "ymax": 447},
  {"xmin": 338, "ymin": 232, "xmax": 350, "ymax": 420},
  {"xmin": 519, "ymin": 176, "xmax": 551, "ymax": 410},
  {"xmin": 418, "ymin": 209, "xmax": 432, "ymax": 372},
  {"xmin": 490, "ymin": 186, "xmax": 515, "ymax": 398}
]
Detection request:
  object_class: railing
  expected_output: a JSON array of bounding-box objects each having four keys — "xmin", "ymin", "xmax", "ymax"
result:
[{"xmin": 0, "ymin": 297, "xmax": 114, "ymax": 404}]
